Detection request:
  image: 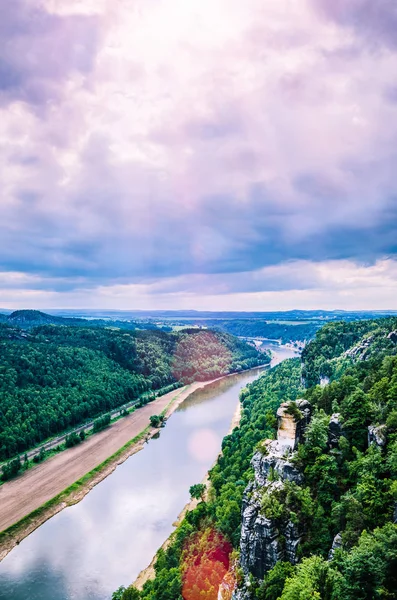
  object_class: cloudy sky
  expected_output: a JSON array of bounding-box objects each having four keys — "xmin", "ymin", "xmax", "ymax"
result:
[{"xmin": 1, "ymin": 0, "xmax": 397, "ymax": 311}]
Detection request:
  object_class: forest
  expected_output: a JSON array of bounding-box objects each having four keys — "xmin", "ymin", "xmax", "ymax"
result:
[
  {"xmin": 114, "ymin": 317, "xmax": 397, "ymax": 600},
  {"xmin": 0, "ymin": 324, "xmax": 266, "ymax": 460}
]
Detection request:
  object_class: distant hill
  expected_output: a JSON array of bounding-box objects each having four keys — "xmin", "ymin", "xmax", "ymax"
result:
[
  {"xmin": 7, "ymin": 310, "xmax": 66, "ymax": 327},
  {"xmin": 0, "ymin": 309, "xmax": 166, "ymax": 332}
]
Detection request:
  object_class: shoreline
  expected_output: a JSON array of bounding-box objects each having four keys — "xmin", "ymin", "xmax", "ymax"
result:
[
  {"xmin": 0, "ymin": 365, "xmax": 265, "ymax": 563},
  {"xmin": 133, "ymin": 399, "xmax": 243, "ymax": 591}
]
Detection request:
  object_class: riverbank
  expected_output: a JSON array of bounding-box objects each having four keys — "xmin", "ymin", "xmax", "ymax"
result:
[
  {"xmin": 133, "ymin": 399, "xmax": 243, "ymax": 591},
  {"xmin": 0, "ymin": 367, "xmax": 264, "ymax": 563}
]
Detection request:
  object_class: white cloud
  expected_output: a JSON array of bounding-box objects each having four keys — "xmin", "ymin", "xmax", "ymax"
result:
[{"xmin": 1, "ymin": 0, "xmax": 397, "ymax": 307}]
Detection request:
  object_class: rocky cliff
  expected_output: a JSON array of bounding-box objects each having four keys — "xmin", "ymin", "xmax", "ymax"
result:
[{"xmin": 232, "ymin": 400, "xmax": 312, "ymax": 599}]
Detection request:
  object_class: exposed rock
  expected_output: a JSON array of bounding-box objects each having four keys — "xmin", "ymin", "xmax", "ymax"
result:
[
  {"xmin": 368, "ymin": 424, "xmax": 387, "ymax": 448},
  {"xmin": 284, "ymin": 520, "xmax": 302, "ymax": 563},
  {"xmin": 320, "ymin": 376, "xmax": 330, "ymax": 387},
  {"xmin": 240, "ymin": 494, "xmax": 283, "ymax": 579},
  {"xmin": 387, "ymin": 331, "xmax": 397, "ymax": 344},
  {"xmin": 328, "ymin": 533, "xmax": 342, "ymax": 560},
  {"xmin": 232, "ymin": 586, "xmax": 252, "ymax": 600},
  {"xmin": 343, "ymin": 335, "xmax": 374, "ymax": 361},
  {"xmin": 235, "ymin": 400, "xmax": 312, "ymax": 592},
  {"xmin": 252, "ymin": 441, "xmax": 303, "ymax": 486},
  {"xmin": 328, "ymin": 413, "xmax": 343, "ymax": 448},
  {"xmin": 276, "ymin": 399, "xmax": 312, "ymax": 451}
]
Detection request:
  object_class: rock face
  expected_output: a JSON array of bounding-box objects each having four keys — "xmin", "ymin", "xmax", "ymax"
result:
[
  {"xmin": 368, "ymin": 424, "xmax": 387, "ymax": 448},
  {"xmin": 233, "ymin": 400, "xmax": 312, "ymax": 598},
  {"xmin": 328, "ymin": 533, "xmax": 342, "ymax": 560},
  {"xmin": 387, "ymin": 331, "xmax": 397, "ymax": 344},
  {"xmin": 328, "ymin": 413, "xmax": 343, "ymax": 448},
  {"xmin": 344, "ymin": 335, "xmax": 374, "ymax": 361},
  {"xmin": 276, "ymin": 399, "xmax": 312, "ymax": 451}
]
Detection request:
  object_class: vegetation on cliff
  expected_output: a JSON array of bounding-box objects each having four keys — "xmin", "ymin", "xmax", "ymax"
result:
[{"xmin": 114, "ymin": 317, "xmax": 397, "ymax": 600}]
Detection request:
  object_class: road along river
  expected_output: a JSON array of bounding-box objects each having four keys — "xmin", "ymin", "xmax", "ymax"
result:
[{"xmin": 0, "ymin": 344, "xmax": 297, "ymax": 600}]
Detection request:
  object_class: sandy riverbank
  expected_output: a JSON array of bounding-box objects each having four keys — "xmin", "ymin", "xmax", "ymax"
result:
[{"xmin": 0, "ymin": 377, "xmax": 237, "ymax": 562}]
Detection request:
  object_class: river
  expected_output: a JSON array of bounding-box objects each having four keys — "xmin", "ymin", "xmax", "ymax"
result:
[{"xmin": 0, "ymin": 344, "xmax": 297, "ymax": 600}]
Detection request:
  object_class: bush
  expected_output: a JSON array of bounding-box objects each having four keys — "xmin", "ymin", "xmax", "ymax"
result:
[
  {"xmin": 93, "ymin": 413, "xmax": 111, "ymax": 433},
  {"xmin": 149, "ymin": 415, "xmax": 164, "ymax": 428},
  {"xmin": 65, "ymin": 432, "xmax": 81, "ymax": 448},
  {"xmin": 2, "ymin": 455, "xmax": 21, "ymax": 481}
]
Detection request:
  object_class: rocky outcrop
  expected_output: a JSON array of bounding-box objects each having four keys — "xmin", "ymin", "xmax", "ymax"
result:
[
  {"xmin": 233, "ymin": 401, "xmax": 312, "ymax": 598},
  {"xmin": 320, "ymin": 376, "xmax": 330, "ymax": 387},
  {"xmin": 328, "ymin": 532, "xmax": 342, "ymax": 560},
  {"xmin": 343, "ymin": 335, "xmax": 374, "ymax": 361},
  {"xmin": 276, "ymin": 399, "xmax": 312, "ymax": 451},
  {"xmin": 328, "ymin": 413, "xmax": 343, "ymax": 448},
  {"xmin": 232, "ymin": 588, "xmax": 252, "ymax": 600},
  {"xmin": 251, "ymin": 440, "xmax": 303, "ymax": 487},
  {"xmin": 368, "ymin": 424, "xmax": 387, "ymax": 448},
  {"xmin": 387, "ymin": 331, "xmax": 397, "ymax": 344}
]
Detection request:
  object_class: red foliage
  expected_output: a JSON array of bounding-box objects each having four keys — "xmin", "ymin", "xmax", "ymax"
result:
[
  {"xmin": 171, "ymin": 331, "xmax": 232, "ymax": 382},
  {"xmin": 181, "ymin": 528, "xmax": 233, "ymax": 600}
]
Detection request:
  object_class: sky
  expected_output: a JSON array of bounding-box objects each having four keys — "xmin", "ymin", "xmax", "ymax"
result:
[{"xmin": 1, "ymin": 0, "xmax": 397, "ymax": 311}]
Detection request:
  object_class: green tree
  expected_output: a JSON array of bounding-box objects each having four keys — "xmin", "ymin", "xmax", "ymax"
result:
[
  {"xmin": 122, "ymin": 587, "xmax": 141, "ymax": 600},
  {"xmin": 150, "ymin": 415, "xmax": 164, "ymax": 428},
  {"xmin": 189, "ymin": 483, "xmax": 206, "ymax": 502}
]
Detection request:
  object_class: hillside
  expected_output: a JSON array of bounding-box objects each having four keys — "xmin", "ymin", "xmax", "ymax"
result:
[
  {"xmin": 0, "ymin": 325, "xmax": 266, "ymax": 461},
  {"xmin": 0, "ymin": 309, "xmax": 165, "ymax": 332},
  {"xmin": 118, "ymin": 318, "xmax": 397, "ymax": 600}
]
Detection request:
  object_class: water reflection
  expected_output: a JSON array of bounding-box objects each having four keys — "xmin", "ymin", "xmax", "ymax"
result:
[{"xmin": 0, "ymin": 350, "xmax": 296, "ymax": 600}]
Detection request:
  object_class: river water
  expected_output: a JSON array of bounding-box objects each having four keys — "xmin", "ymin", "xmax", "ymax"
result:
[{"xmin": 0, "ymin": 344, "xmax": 297, "ymax": 600}]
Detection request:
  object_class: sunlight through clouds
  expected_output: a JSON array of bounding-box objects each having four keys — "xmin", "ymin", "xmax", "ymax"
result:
[{"xmin": 0, "ymin": 0, "xmax": 396, "ymax": 309}]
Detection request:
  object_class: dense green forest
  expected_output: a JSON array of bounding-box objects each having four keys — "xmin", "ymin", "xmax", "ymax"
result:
[
  {"xmin": 115, "ymin": 318, "xmax": 397, "ymax": 600},
  {"xmin": 0, "ymin": 325, "xmax": 265, "ymax": 460}
]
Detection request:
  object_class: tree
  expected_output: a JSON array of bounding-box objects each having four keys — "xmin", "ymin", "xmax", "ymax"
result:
[
  {"xmin": 1, "ymin": 455, "xmax": 21, "ymax": 481},
  {"xmin": 150, "ymin": 415, "xmax": 164, "ymax": 428},
  {"xmin": 189, "ymin": 483, "xmax": 206, "ymax": 502},
  {"xmin": 279, "ymin": 556, "xmax": 333, "ymax": 600},
  {"xmin": 93, "ymin": 413, "xmax": 111, "ymax": 433},
  {"xmin": 112, "ymin": 587, "xmax": 126, "ymax": 600},
  {"xmin": 122, "ymin": 587, "xmax": 141, "ymax": 600},
  {"xmin": 65, "ymin": 432, "xmax": 81, "ymax": 448}
]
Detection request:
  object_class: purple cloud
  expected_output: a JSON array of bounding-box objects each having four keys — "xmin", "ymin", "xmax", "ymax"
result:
[
  {"xmin": 315, "ymin": 0, "xmax": 397, "ymax": 49},
  {"xmin": 0, "ymin": 0, "xmax": 99, "ymax": 106},
  {"xmin": 0, "ymin": 0, "xmax": 397, "ymax": 307}
]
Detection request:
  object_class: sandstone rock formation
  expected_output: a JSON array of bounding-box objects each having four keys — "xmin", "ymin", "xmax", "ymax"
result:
[
  {"xmin": 343, "ymin": 335, "xmax": 374, "ymax": 361},
  {"xmin": 328, "ymin": 532, "xmax": 342, "ymax": 560},
  {"xmin": 368, "ymin": 424, "xmax": 387, "ymax": 448},
  {"xmin": 387, "ymin": 331, "xmax": 397, "ymax": 344},
  {"xmin": 232, "ymin": 400, "xmax": 312, "ymax": 599},
  {"xmin": 328, "ymin": 413, "xmax": 343, "ymax": 448}
]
